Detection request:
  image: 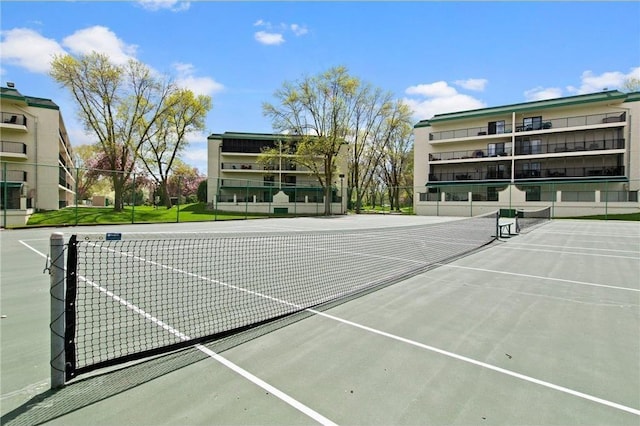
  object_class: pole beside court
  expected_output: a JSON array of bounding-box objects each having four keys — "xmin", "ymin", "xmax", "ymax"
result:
[{"xmin": 50, "ymin": 232, "xmax": 66, "ymax": 388}]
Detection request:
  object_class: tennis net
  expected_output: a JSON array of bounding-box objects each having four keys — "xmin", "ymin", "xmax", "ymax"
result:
[
  {"xmin": 52, "ymin": 212, "xmax": 498, "ymax": 383},
  {"xmin": 516, "ymin": 206, "xmax": 552, "ymax": 232}
]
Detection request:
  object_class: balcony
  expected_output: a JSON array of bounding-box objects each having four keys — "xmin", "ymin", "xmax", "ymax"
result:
[
  {"xmin": 2, "ymin": 170, "xmax": 27, "ymax": 182},
  {"xmin": 429, "ymin": 170, "xmax": 510, "ymax": 182},
  {"xmin": 429, "ymin": 147, "xmax": 512, "ymax": 161},
  {"xmin": 0, "ymin": 113, "xmax": 28, "ymax": 131},
  {"xmin": 531, "ymin": 166, "xmax": 625, "ymax": 179},
  {"xmin": 0, "ymin": 141, "xmax": 27, "ymax": 159},
  {"xmin": 428, "ymin": 112, "xmax": 626, "ymax": 142},
  {"xmin": 430, "ymin": 125, "xmax": 513, "ymax": 141},
  {"xmin": 542, "ymin": 139, "xmax": 624, "ymax": 155}
]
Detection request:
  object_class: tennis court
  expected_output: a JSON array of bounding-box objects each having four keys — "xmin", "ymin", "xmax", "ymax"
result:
[{"xmin": 1, "ymin": 215, "xmax": 638, "ymax": 425}]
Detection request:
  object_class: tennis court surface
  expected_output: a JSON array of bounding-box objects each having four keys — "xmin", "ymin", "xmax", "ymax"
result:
[{"xmin": 1, "ymin": 215, "xmax": 638, "ymax": 425}]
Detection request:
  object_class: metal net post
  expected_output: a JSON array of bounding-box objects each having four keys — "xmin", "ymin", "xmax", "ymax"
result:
[{"xmin": 50, "ymin": 232, "xmax": 66, "ymax": 388}]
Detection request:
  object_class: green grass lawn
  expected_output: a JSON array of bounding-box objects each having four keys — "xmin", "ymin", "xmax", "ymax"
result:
[
  {"xmin": 25, "ymin": 203, "xmax": 268, "ymax": 227},
  {"xmin": 560, "ymin": 212, "xmax": 640, "ymax": 221}
]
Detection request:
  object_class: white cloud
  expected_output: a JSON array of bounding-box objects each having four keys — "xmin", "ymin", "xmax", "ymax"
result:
[
  {"xmin": 404, "ymin": 81, "xmax": 486, "ymax": 120},
  {"xmin": 137, "ymin": 0, "xmax": 190, "ymax": 12},
  {"xmin": 173, "ymin": 62, "xmax": 224, "ymax": 96},
  {"xmin": 63, "ymin": 26, "xmax": 137, "ymax": 65},
  {"xmin": 253, "ymin": 19, "xmax": 308, "ymax": 45},
  {"xmin": 0, "ymin": 28, "xmax": 66, "ymax": 73},
  {"xmin": 567, "ymin": 67, "xmax": 640, "ymax": 94},
  {"xmin": 290, "ymin": 24, "xmax": 308, "ymax": 36},
  {"xmin": 454, "ymin": 78, "xmax": 488, "ymax": 92},
  {"xmin": 181, "ymin": 138, "xmax": 208, "ymax": 174},
  {"xmin": 406, "ymin": 81, "xmax": 457, "ymax": 98},
  {"xmin": 524, "ymin": 87, "xmax": 563, "ymax": 101},
  {"xmin": 254, "ymin": 31, "xmax": 285, "ymax": 46}
]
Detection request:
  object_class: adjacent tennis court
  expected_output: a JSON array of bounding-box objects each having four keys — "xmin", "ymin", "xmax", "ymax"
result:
[{"xmin": 1, "ymin": 214, "xmax": 638, "ymax": 425}]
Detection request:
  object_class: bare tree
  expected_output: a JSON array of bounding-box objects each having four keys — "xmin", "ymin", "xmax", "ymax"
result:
[
  {"xmin": 51, "ymin": 52, "xmax": 181, "ymax": 211},
  {"xmin": 263, "ymin": 66, "xmax": 357, "ymax": 215},
  {"xmin": 139, "ymin": 89, "xmax": 211, "ymax": 208}
]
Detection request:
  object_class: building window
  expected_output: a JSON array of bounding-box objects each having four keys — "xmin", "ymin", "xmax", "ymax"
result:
[
  {"xmin": 488, "ymin": 143, "xmax": 505, "ymax": 156},
  {"xmin": 521, "ymin": 139, "xmax": 542, "ymax": 155},
  {"xmin": 488, "ymin": 120, "xmax": 505, "ymax": 135},
  {"xmin": 523, "ymin": 116, "xmax": 542, "ymax": 131},
  {"xmin": 487, "ymin": 164, "xmax": 506, "ymax": 179},
  {"xmin": 523, "ymin": 162, "xmax": 541, "ymax": 177},
  {"xmin": 264, "ymin": 176, "xmax": 274, "ymax": 186},
  {"xmin": 0, "ymin": 184, "xmax": 21, "ymax": 209}
]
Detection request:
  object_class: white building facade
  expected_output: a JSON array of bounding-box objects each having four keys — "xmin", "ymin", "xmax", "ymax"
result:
[
  {"xmin": 413, "ymin": 90, "xmax": 640, "ymax": 217},
  {"xmin": 1, "ymin": 85, "xmax": 76, "ymax": 226},
  {"xmin": 207, "ymin": 132, "xmax": 347, "ymax": 215}
]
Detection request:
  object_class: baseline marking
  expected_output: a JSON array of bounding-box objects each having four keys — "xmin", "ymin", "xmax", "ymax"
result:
[
  {"xmin": 20, "ymin": 239, "xmax": 337, "ymax": 426},
  {"xmin": 310, "ymin": 309, "xmax": 640, "ymax": 417},
  {"xmin": 494, "ymin": 245, "xmax": 639, "ymax": 260},
  {"xmin": 438, "ymin": 264, "xmax": 640, "ymax": 293},
  {"xmin": 504, "ymin": 242, "xmax": 639, "ymax": 255},
  {"xmin": 27, "ymin": 238, "xmax": 640, "ymax": 418}
]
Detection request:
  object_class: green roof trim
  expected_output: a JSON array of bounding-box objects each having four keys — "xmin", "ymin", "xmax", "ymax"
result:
[
  {"xmin": 414, "ymin": 90, "xmax": 631, "ymax": 128},
  {"xmin": 208, "ymin": 131, "xmax": 292, "ymax": 141},
  {"xmin": 1, "ymin": 87, "xmax": 59, "ymax": 110}
]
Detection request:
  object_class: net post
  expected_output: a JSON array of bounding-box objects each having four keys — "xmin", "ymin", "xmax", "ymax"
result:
[
  {"xmin": 495, "ymin": 210, "xmax": 500, "ymax": 240},
  {"xmin": 50, "ymin": 232, "xmax": 66, "ymax": 388}
]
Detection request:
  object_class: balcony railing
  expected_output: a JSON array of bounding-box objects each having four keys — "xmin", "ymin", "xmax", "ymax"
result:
[
  {"xmin": 428, "ymin": 166, "xmax": 625, "ymax": 182},
  {"xmin": 429, "ymin": 139, "xmax": 624, "ymax": 162},
  {"xmin": 429, "ymin": 147, "xmax": 512, "ymax": 161},
  {"xmin": 1, "ymin": 112, "xmax": 27, "ymax": 126},
  {"xmin": 221, "ymin": 162, "xmax": 300, "ymax": 171},
  {"xmin": 2, "ymin": 170, "xmax": 27, "ymax": 182},
  {"xmin": 430, "ymin": 126, "xmax": 513, "ymax": 141},
  {"xmin": 428, "ymin": 112, "xmax": 626, "ymax": 142},
  {"xmin": 0, "ymin": 141, "xmax": 27, "ymax": 155},
  {"xmin": 538, "ymin": 139, "xmax": 625, "ymax": 154},
  {"xmin": 429, "ymin": 171, "xmax": 511, "ymax": 181},
  {"xmin": 531, "ymin": 166, "xmax": 625, "ymax": 179}
]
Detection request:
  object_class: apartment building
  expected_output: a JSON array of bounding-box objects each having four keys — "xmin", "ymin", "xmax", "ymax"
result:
[
  {"xmin": 413, "ymin": 90, "xmax": 640, "ymax": 217},
  {"xmin": 0, "ymin": 84, "xmax": 76, "ymax": 226},
  {"xmin": 207, "ymin": 132, "xmax": 347, "ymax": 214}
]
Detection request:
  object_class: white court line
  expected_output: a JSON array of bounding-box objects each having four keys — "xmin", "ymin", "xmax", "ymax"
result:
[
  {"xmin": 504, "ymin": 242, "xmax": 639, "ymax": 255},
  {"xmin": 438, "ymin": 264, "xmax": 640, "ymax": 293},
  {"xmin": 19, "ymin": 239, "xmax": 337, "ymax": 426},
  {"xmin": 26, "ymin": 239, "xmax": 640, "ymax": 418},
  {"xmin": 19, "ymin": 240, "xmax": 48, "ymax": 257},
  {"xmin": 308, "ymin": 309, "xmax": 640, "ymax": 417},
  {"xmin": 494, "ymin": 245, "xmax": 640, "ymax": 260},
  {"xmin": 90, "ymin": 240, "xmax": 640, "ymax": 416},
  {"xmin": 534, "ymin": 230, "xmax": 640, "ymax": 239}
]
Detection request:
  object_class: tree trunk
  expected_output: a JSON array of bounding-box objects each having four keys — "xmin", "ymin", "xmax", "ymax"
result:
[{"xmin": 112, "ymin": 174, "xmax": 125, "ymax": 212}]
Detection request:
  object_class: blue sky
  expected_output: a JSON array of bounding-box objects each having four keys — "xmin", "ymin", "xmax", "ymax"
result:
[{"xmin": 2, "ymin": 1, "xmax": 639, "ymax": 174}]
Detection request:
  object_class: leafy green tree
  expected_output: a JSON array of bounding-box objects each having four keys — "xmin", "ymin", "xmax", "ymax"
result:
[
  {"xmin": 166, "ymin": 160, "xmax": 204, "ymax": 205},
  {"xmin": 197, "ymin": 179, "xmax": 207, "ymax": 203},
  {"xmin": 139, "ymin": 89, "xmax": 211, "ymax": 208},
  {"xmin": 622, "ymin": 77, "xmax": 640, "ymax": 93},
  {"xmin": 50, "ymin": 52, "xmax": 181, "ymax": 211},
  {"xmin": 263, "ymin": 66, "xmax": 357, "ymax": 215},
  {"xmin": 378, "ymin": 101, "xmax": 414, "ymax": 211},
  {"xmin": 73, "ymin": 144, "xmax": 111, "ymax": 201},
  {"xmin": 348, "ymin": 93, "xmax": 414, "ymax": 213}
]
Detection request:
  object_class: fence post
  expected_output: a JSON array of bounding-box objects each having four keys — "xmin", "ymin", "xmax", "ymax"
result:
[
  {"xmin": 131, "ymin": 172, "xmax": 136, "ymax": 224},
  {"xmin": 176, "ymin": 176, "xmax": 181, "ymax": 223},
  {"xmin": 245, "ymin": 179, "xmax": 249, "ymax": 219},
  {"xmin": 1, "ymin": 162, "xmax": 7, "ymax": 228},
  {"xmin": 50, "ymin": 232, "xmax": 66, "ymax": 388},
  {"xmin": 604, "ymin": 180, "xmax": 609, "ymax": 220}
]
